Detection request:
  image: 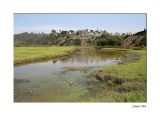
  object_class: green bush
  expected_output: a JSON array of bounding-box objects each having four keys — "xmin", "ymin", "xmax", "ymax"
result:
[{"xmin": 94, "ymin": 35, "xmax": 124, "ymax": 46}]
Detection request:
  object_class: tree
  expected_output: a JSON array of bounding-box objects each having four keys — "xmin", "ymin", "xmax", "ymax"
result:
[
  {"xmin": 61, "ymin": 30, "xmax": 68, "ymax": 35},
  {"xmin": 51, "ymin": 29, "xmax": 56, "ymax": 34},
  {"xmin": 90, "ymin": 30, "xmax": 94, "ymax": 33},
  {"xmin": 69, "ymin": 30, "xmax": 75, "ymax": 34}
]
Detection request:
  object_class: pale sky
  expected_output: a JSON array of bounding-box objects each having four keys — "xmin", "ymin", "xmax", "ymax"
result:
[{"xmin": 14, "ymin": 13, "xmax": 146, "ymax": 34}]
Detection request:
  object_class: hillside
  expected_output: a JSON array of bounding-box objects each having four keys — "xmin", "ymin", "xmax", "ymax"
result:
[
  {"xmin": 14, "ymin": 30, "xmax": 95, "ymax": 46},
  {"xmin": 14, "ymin": 30, "xmax": 146, "ymax": 47},
  {"xmin": 122, "ymin": 30, "xmax": 146, "ymax": 47}
]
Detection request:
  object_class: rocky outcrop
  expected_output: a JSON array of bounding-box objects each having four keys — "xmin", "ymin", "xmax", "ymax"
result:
[
  {"xmin": 122, "ymin": 30, "xmax": 146, "ymax": 47},
  {"xmin": 122, "ymin": 36, "xmax": 145, "ymax": 47}
]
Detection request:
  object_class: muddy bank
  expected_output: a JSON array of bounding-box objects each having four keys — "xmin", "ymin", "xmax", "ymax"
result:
[
  {"xmin": 119, "ymin": 51, "xmax": 141, "ymax": 64},
  {"xmin": 14, "ymin": 79, "xmax": 31, "ymax": 84},
  {"xmin": 63, "ymin": 66, "xmax": 88, "ymax": 72},
  {"xmin": 90, "ymin": 70, "xmax": 124, "ymax": 85}
]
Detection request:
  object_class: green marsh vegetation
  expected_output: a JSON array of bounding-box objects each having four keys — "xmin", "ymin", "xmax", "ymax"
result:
[
  {"xmin": 14, "ymin": 46, "xmax": 76, "ymax": 65},
  {"xmin": 85, "ymin": 48, "xmax": 146, "ymax": 102}
]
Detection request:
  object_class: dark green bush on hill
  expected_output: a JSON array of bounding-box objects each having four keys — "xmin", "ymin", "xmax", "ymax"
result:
[
  {"xmin": 133, "ymin": 29, "xmax": 146, "ymax": 36},
  {"xmin": 94, "ymin": 34, "xmax": 124, "ymax": 46}
]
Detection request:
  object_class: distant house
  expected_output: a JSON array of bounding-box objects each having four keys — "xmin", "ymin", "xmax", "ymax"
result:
[
  {"xmin": 78, "ymin": 29, "xmax": 89, "ymax": 36},
  {"xmin": 89, "ymin": 32, "xmax": 94, "ymax": 36}
]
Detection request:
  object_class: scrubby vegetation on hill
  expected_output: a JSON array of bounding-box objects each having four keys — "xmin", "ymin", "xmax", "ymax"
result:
[{"xmin": 14, "ymin": 29, "xmax": 146, "ymax": 48}]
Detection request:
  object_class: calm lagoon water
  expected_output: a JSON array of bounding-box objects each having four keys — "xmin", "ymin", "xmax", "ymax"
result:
[{"xmin": 14, "ymin": 48, "xmax": 124, "ymax": 102}]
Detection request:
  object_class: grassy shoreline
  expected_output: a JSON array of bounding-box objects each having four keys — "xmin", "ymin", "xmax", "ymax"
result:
[
  {"xmin": 14, "ymin": 46, "xmax": 76, "ymax": 66},
  {"xmin": 86, "ymin": 48, "xmax": 146, "ymax": 102}
]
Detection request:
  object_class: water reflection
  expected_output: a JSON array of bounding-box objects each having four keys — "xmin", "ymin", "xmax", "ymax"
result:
[
  {"xmin": 51, "ymin": 49, "xmax": 123, "ymax": 67},
  {"xmin": 14, "ymin": 48, "xmax": 124, "ymax": 102}
]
